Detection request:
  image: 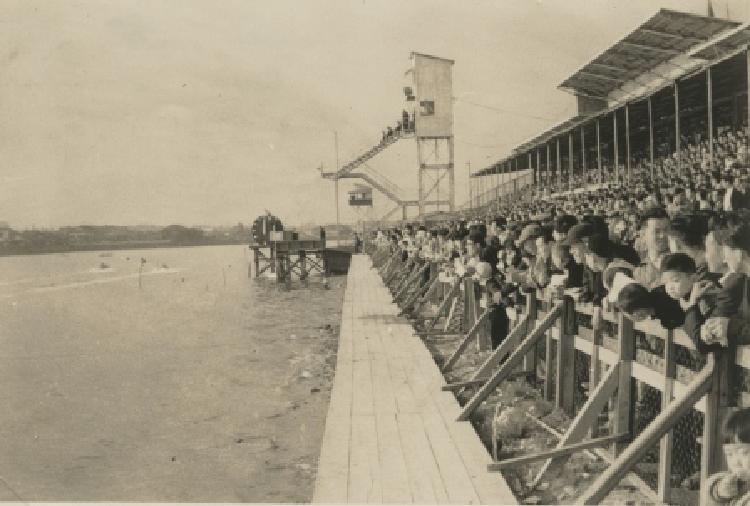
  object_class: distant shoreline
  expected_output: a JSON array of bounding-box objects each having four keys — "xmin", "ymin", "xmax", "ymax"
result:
[{"xmin": 0, "ymin": 239, "xmax": 249, "ymax": 258}]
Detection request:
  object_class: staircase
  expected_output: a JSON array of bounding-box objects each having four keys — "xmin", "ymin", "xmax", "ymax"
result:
[
  {"xmin": 350, "ymin": 164, "xmax": 404, "ymax": 202},
  {"xmin": 319, "ymin": 128, "xmax": 415, "ymax": 221},
  {"xmin": 321, "ymin": 129, "xmax": 411, "ymax": 180}
]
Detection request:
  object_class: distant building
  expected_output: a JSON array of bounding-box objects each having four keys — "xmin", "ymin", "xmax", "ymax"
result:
[{"xmin": 0, "ymin": 226, "xmax": 12, "ymax": 242}]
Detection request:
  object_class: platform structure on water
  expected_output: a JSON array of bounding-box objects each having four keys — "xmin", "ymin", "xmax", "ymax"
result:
[
  {"xmin": 249, "ymin": 240, "xmax": 354, "ymax": 285},
  {"xmin": 249, "ymin": 238, "xmax": 330, "ymax": 285},
  {"xmin": 313, "ymin": 254, "xmax": 516, "ymax": 504}
]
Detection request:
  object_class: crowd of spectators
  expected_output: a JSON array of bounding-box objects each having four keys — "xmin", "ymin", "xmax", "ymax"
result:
[
  {"xmin": 373, "ymin": 148, "xmax": 750, "ymax": 379},
  {"xmin": 515, "ymin": 126, "xmax": 750, "ymax": 197},
  {"xmin": 368, "ymin": 119, "xmax": 750, "ymax": 499}
]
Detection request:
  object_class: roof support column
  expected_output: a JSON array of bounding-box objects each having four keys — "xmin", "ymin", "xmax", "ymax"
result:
[
  {"xmin": 648, "ymin": 96, "xmax": 654, "ymax": 180},
  {"xmin": 675, "ymin": 80, "xmax": 681, "ymax": 176},
  {"xmin": 613, "ymin": 112, "xmax": 619, "ymax": 183},
  {"xmin": 625, "ymin": 103, "xmax": 631, "ymax": 182},
  {"xmin": 417, "ymin": 137, "xmax": 424, "ymax": 216},
  {"xmin": 537, "ymin": 148, "xmax": 542, "ymax": 192},
  {"xmin": 503, "ymin": 162, "xmax": 507, "ymax": 197},
  {"xmin": 528, "ymin": 152, "xmax": 533, "ymax": 192},
  {"xmin": 556, "ymin": 138, "xmax": 562, "ymax": 191},
  {"xmin": 546, "ymin": 144, "xmax": 551, "ymax": 189},
  {"xmin": 469, "ymin": 169, "xmax": 474, "ymax": 210},
  {"xmin": 480, "ymin": 171, "xmax": 485, "ymax": 207},
  {"xmin": 568, "ymin": 132, "xmax": 574, "ymax": 191},
  {"xmin": 474, "ymin": 174, "xmax": 479, "ymax": 208},
  {"xmin": 745, "ymin": 49, "xmax": 750, "ymax": 172},
  {"xmin": 495, "ymin": 165, "xmax": 500, "ymax": 202},
  {"xmin": 448, "ymin": 136, "xmax": 455, "ymax": 212},
  {"xmin": 495, "ymin": 166, "xmax": 499, "ymax": 201},
  {"xmin": 500, "ymin": 164, "xmax": 513, "ymax": 200},
  {"xmin": 581, "ymin": 126, "xmax": 586, "ymax": 186},
  {"xmin": 597, "ymin": 118, "xmax": 602, "ymax": 185},
  {"xmin": 707, "ymin": 67, "xmax": 714, "ymax": 172},
  {"xmin": 473, "ymin": 178, "xmax": 479, "ymax": 209}
]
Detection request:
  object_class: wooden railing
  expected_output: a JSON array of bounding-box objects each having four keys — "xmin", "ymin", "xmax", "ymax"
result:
[{"xmin": 366, "ymin": 244, "xmax": 750, "ymax": 505}]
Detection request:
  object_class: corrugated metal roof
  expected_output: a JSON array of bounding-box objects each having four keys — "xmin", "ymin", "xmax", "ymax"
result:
[
  {"xmin": 692, "ymin": 25, "xmax": 750, "ymax": 60},
  {"xmin": 559, "ymin": 9, "xmax": 740, "ymax": 98}
]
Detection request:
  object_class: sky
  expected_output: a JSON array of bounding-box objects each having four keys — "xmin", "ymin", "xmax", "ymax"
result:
[{"xmin": 1, "ymin": 0, "xmax": 748, "ymax": 228}]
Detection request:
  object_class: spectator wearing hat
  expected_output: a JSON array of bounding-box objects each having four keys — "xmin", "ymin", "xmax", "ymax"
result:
[
  {"xmin": 553, "ymin": 214, "xmax": 578, "ymax": 242},
  {"xmin": 583, "ymin": 234, "xmax": 611, "ymax": 306}
]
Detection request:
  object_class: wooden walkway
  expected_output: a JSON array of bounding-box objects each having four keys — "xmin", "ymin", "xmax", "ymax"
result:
[{"xmin": 313, "ymin": 255, "xmax": 516, "ymax": 504}]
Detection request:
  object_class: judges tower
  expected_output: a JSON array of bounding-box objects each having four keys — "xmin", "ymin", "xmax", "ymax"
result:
[{"xmin": 408, "ymin": 52, "xmax": 455, "ymax": 215}]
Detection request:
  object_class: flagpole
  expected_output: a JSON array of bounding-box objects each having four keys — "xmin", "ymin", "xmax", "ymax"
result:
[{"xmin": 334, "ymin": 131, "xmax": 340, "ymax": 226}]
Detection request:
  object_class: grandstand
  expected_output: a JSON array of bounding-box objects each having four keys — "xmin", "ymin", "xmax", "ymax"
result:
[{"xmin": 470, "ymin": 9, "xmax": 750, "ymax": 210}]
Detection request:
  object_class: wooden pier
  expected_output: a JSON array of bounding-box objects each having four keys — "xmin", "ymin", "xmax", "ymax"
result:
[{"xmin": 313, "ymin": 255, "xmax": 516, "ymax": 504}]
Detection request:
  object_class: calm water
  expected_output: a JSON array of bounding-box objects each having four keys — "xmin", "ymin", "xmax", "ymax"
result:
[{"xmin": 0, "ymin": 245, "xmax": 345, "ymax": 501}]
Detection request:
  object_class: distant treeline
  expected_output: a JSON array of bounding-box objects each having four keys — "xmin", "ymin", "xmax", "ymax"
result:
[{"xmin": 0, "ymin": 224, "xmax": 250, "ymax": 257}]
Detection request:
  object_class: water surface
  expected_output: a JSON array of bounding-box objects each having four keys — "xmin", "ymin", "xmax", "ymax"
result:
[{"xmin": 0, "ymin": 245, "xmax": 344, "ymax": 501}]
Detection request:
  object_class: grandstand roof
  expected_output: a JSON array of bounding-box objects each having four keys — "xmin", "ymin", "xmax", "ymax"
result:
[
  {"xmin": 471, "ymin": 9, "xmax": 747, "ymax": 178},
  {"xmin": 515, "ymin": 115, "xmax": 590, "ymax": 154},
  {"xmin": 559, "ymin": 9, "xmax": 740, "ymax": 99},
  {"xmin": 471, "ymin": 115, "xmax": 590, "ymax": 177}
]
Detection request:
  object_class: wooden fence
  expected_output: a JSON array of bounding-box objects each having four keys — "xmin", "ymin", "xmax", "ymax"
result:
[{"xmin": 366, "ymin": 244, "xmax": 750, "ymax": 505}]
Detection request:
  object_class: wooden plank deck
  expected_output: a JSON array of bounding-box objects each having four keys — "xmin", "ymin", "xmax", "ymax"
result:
[{"xmin": 314, "ymin": 255, "xmax": 517, "ymax": 504}]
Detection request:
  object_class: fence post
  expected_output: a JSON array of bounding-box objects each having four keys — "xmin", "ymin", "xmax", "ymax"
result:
[
  {"xmin": 429, "ymin": 262, "xmax": 442, "ymax": 304},
  {"xmin": 463, "ymin": 277, "xmax": 477, "ymax": 341},
  {"xmin": 589, "ymin": 314, "xmax": 603, "ymax": 438},
  {"xmin": 544, "ymin": 290, "xmax": 554, "ymax": 402},
  {"xmin": 658, "ymin": 329, "xmax": 676, "ymax": 503},
  {"xmin": 556, "ymin": 295, "xmax": 576, "ymax": 416},
  {"xmin": 700, "ymin": 350, "xmax": 731, "ymax": 505},
  {"xmin": 613, "ymin": 312, "xmax": 635, "ymax": 456},
  {"xmin": 524, "ymin": 290, "xmax": 538, "ymax": 380}
]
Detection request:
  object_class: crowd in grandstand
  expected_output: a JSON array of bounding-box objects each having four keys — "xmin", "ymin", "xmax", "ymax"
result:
[
  {"xmin": 530, "ymin": 126, "xmax": 749, "ymax": 196},
  {"xmin": 373, "ymin": 141, "xmax": 750, "ymax": 380},
  {"xmin": 381, "ymin": 181, "xmax": 748, "ymax": 335}
]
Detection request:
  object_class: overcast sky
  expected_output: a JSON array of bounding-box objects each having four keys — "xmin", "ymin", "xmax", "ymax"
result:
[{"xmin": 1, "ymin": 0, "xmax": 747, "ymax": 228}]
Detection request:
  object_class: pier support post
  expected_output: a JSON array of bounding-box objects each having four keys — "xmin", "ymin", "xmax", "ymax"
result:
[{"xmin": 299, "ymin": 251, "xmax": 307, "ymax": 281}]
